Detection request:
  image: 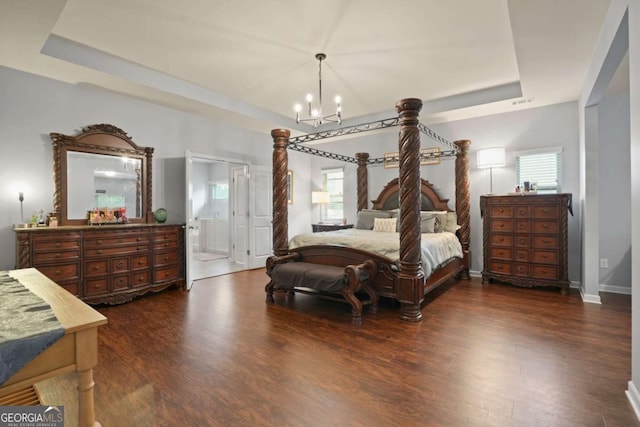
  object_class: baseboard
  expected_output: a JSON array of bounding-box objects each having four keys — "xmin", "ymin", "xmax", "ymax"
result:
[
  {"xmin": 626, "ymin": 381, "xmax": 640, "ymax": 422},
  {"xmin": 580, "ymin": 286, "xmax": 602, "ymax": 304},
  {"xmin": 469, "ymin": 270, "xmax": 482, "ymax": 278},
  {"xmin": 599, "ymin": 283, "xmax": 632, "ymax": 295}
]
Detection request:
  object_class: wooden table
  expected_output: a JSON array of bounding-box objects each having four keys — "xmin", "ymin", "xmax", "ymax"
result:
[{"xmin": 0, "ymin": 268, "xmax": 107, "ymax": 427}]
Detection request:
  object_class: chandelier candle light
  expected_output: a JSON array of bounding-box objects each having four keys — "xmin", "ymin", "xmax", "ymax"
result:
[{"xmin": 295, "ymin": 53, "xmax": 342, "ymax": 127}]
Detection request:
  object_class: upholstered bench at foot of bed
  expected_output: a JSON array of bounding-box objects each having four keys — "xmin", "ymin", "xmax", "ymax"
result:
[{"xmin": 265, "ymin": 258, "xmax": 378, "ymax": 325}]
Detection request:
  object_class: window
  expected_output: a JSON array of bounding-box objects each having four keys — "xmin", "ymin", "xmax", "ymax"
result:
[
  {"xmin": 321, "ymin": 168, "xmax": 344, "ymax": 221},
  {"xmin": 515, "ymin": 147, "xmax": 563, "ymax": 193}
]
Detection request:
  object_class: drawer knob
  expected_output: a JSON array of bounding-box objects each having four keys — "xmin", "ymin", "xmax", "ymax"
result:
[
  {"xmin": 543, "ymin": 224, "xmax": 549, "ymax": 228},
  {"xmin": 97, "ymin": 240, "xmax": 102, "ymax": 244},
  {"xmin": 97, "ymin": 250, "xmax": 102, "ymax": 255},
  {"xmin": 498, "ymin": 237, "xmax": 504, "ymax": 242},
  {"xmin": 519, "ymin": 253, "xmax": 525, "ymax": 259},
  {"xmin": 164, "ymin": 256, "xmax": 169, "ymax": 261},
  {"xmin": 55, "ymin": 243, "xmax": 61, "ymax": 248},
  {"xmin": 94, "ymin": 266, "xmax": 100, "ymax": 270},
  {"xmin": 138, "ymin": 260, "xmax": 144, "ymax": 265},
  {"xmin": 519, "ymin": 224, "xmax": 525, "ymax": 229},
  {"xmin": 117, "ymin": 261, "xmax": 124, "ymax": 268},
  {"xmin": 137, "ymin": 246, "xmax": 142, "ymax": 251},
  {"xmin": 139, "ymin": 276, "xmax": 144, "ymax": 282},
  {"xmin": 54, "ymin": 270, "xmax": 61, "ymax": 275},
  {"xmin": 55, "ymin": 254, "xmax": 61, "ymax": 258},
  {"xmin": 519, "ymin": 239, "xmax": 525, "ymax": 244}
]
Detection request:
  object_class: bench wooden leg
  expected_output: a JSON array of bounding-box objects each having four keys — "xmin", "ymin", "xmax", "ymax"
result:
[
  {"xmin": 265, "ymin": 281, "xmax": 275, "ymax": 303},
  {"xmin": 341, "ymin": 289, "xmax": 363, "ymax": 325},
  {"xmin": 363, "ymin": 283, "xmax": 378, "ymax": 314}
]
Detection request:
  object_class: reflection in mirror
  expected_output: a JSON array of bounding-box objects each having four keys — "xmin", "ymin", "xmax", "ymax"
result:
[{"xmin": 67, "ymin": 152, "xmax": 142, "ymax": 219}]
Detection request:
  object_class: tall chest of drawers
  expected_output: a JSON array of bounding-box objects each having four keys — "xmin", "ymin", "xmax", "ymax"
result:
[
  {"xmin": 480, "ymin": 194, "xmax": 572, "ymax": 294},
  {"xmin": 15, "ymin": 224, "xmax": 185, "ymax": 304}
]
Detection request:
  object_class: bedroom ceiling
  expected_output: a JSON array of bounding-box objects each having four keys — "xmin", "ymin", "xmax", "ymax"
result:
[{"xmin": 0, "ymin": 0, "xmax": 615, "ymax": 135}]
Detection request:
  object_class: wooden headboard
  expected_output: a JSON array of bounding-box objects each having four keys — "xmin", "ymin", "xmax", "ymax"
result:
[{"xmin": 370, "ymin": 178, "xmax": 452, "ymax": 211}]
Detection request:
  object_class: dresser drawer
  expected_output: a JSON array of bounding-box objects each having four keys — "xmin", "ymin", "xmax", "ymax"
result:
[
  {"xmin": 33, "ymin": 250, "xmax": 80, "ymax": 263},
  {"xmin": 491, "ymin": 234, "xmax": 512, "ymax": 246},
  {"xmin": 154, "ymin": 266, "xmax": 181, "ymax": 282},
  {"xmin": 533, "ymin": 205, "xmax": 559, "ymax": 219},
  {"xmin": 514, "ymin": 249, "xmax": 529, "ymax": 262},
  {"xmin": 514, "ymin": 206, "xmax": 530, "ymax": 218},
  {"xmin": 33, "ymin": 239, "xmax": 81, "ymax": 251},
  {"xmin": 132, "ymin": 255, "xmax": 150, "ymax": 269},
  {"xmin": 32, "ymin": 232, "xmax": 81, "ymax": 243},
  {"xmin": 514, "ymin": 234, "xmax": 530, "ymax": 247},
  {"xmin": 85, "ymin": 278, "xmax": 109, "ymax": 295},
  {"xmin": 84, "ymin": 235, "xmax": 147, "ymax": 247},
  {"xmin": 531, "ymin": 265, "xmax": 559, "ymax": 280},
  {"xmin": 533, "ymin": 220, "xmax": 559, "ymax": 234},
  {"xmin": 112, "ymin": 275, "xmax": 129, "ymax": 290},
  {"xmin": 532, "ymin": 250, "xmax": 558, "ymax": 265},
  {"xmin": 491, "ymin": 220, "xmax": 513, "ymax": 232},
  {"xmin": 490, "ymin": 261, "xmax": 511, "ymax": 275},
  {"xmin": 490, "ymin": 206, "xmax": 512, "ymax": 218},
  {"xmin": 112, "ymin": 257, "xmax": 129, "ymax": 273},
  {"xmin": 154, "ymin": 251, "xmax": 179, "ymax": 266},
  {"xmin": 513, "ymin": 263, "xmax": 529, "ymax": 277},
  {"xmin": 85, "ymin": 260, "xmax": 108, "ymax": 277},
  {"xmin": 37, "ymin": 264, "xmax": 79, "ymax": 281},
  {"xmin": 133, "ymin": 271, "xmax": 151, "ymax": 287},
  {"xmin": 515, "ymin": 221, "xmax": 530, "ymax": 233},
  {"xmin": 490, "ymin": 247, "xmax": 512, "ymax": 260},
  {"xmin": 533, "ymin": 236, "xmax": 559, "ymax": 249},
  {"xmin": 85, "ymin": 244, "xmax": 149, "ymax": 257},
  {"xmin": 152, "ymin": 229, "xmax": 180, "ymax": 242},
  {"xmin": 153, "ymin": 240, "xmax": 179, "ymax": 251}
]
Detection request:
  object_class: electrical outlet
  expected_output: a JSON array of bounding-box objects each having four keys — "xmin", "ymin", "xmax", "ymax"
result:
[{"xmin": 600, "ymin": 258, "xmax": 609, "ymax": 268}]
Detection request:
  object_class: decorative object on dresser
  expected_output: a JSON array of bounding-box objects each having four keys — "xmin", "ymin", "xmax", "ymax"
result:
[
  {"xmin": 480, "ymin": 193, "xmax": 573, "ymax": 294},
  {"xmin": 13, "ymin": 124, "xmax": 185, "ymax": 304},
  {"xmin": 311, "ymin": 223, "xmax": 353, "ymax": 233}
]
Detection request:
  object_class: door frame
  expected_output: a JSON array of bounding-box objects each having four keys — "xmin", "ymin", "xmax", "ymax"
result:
[{"xmin": 185, "ymin": 150, "xmax": 249, "ymax": 289}]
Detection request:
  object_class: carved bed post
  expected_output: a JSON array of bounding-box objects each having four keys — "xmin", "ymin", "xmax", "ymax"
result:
[
  {"xmin": 271, "ymin": 129, "xmax": 291, "ymax": 257},
  {"xmin": 356, "ymin": 152, "xmax": 369, "ymax": 211},
  {"xmin": 396, "ymin": 98, "xmax": 424, "ymax": 322},
  {"xmin": 454, "ymin": 139, "xmax": 471, "ymax": 279}
]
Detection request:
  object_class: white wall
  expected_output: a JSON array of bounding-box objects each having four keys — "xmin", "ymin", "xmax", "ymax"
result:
[
  {"xmin": 314, "ymin": 101, "xmax": 581, "ymax": 280},
  {"xmin": 0, "ymin": 65, "xmax": 281, "ymax": 270},
  {"xmin": 598, "ymin": 91, "xmax": 631, "ymax": 291}
]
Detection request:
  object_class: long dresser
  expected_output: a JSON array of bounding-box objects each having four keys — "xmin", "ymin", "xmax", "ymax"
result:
[
  {"xmin": 480, "ymin": 193, "xmax": 572, "ymax": 294},
  {"xmin": 14, "ymin": 224, "xmax": 185, "ymax": 304}
]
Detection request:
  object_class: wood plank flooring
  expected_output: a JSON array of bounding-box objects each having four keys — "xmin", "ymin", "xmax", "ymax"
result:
[{"xmin": 36, "ymin": 270, "xmax": 638, "ymax": 426}]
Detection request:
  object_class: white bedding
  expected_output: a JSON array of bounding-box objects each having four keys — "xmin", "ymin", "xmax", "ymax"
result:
[{"xmin": 289, "ymin": 228, "xmax": 463, "ymax": 277}]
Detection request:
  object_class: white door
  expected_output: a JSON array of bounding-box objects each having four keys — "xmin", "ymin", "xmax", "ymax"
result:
[
  {"xmin": 249, "ymin": 165, "xmax": 273, "ymax": 268},
  {"xmin": 185, "ymin": 150, "xmax": 196, "ymax": 290},
  {"xmin": 232, "ymin": 166, "xmax": 249, "ymax": 267}
]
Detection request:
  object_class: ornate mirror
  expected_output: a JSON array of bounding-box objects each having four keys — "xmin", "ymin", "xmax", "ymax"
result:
[{"xmin": 51, "ymin": 124, "xmax": 154, "ymax": 226}]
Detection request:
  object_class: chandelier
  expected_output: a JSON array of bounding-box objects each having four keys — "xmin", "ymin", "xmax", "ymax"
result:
[{"xmin": 294, "ymin": 53, "xmax": 342, "ymax": 127}]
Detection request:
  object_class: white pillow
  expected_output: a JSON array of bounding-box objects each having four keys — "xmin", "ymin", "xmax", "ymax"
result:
[
  {"xmin": 373, "ymin": 217, "xmax": 397, "ymax": 232},
  {"xmin": 444, "ymin": 211, "xmax": 461, "ymax": 233},
  {"xmin": 422, "ymin": 211, "xmax": 448, "ymax": 232}
]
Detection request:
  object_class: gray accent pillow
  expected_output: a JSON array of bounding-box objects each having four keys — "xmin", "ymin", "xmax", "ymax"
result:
[{"xmin": 355, "ymin": 209, "xmax": 392, "ymax": 230}]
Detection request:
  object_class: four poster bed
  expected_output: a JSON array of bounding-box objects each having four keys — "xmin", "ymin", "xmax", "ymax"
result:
[{"xmin": 266, "ymin": 98, "xmax": 471, "ymax": 321}]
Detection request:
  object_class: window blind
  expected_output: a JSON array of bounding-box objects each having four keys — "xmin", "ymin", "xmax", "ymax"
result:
[{"xmin": 515, "ymin": 148, "xmax": 562, "ymax": 193}]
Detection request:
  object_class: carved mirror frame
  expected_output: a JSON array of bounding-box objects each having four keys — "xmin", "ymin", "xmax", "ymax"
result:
[{"xmin": 51, "ymin": 124, "xmax": 154, "ymax": 226}]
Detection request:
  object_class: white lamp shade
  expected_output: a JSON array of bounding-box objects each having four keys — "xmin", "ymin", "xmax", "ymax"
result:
[
  {"xmin": 311, "ymin": 191, "xmax": 330, "ymax": 204},
  {"xmin": 477, "ymin": 147, "xmax": 506, "ymax": 169}
]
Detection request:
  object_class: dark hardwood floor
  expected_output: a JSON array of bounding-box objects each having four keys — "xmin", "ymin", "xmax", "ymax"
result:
[{"xmin": 37, "ymin": 270, "xmax": 638, "ymax": 426}]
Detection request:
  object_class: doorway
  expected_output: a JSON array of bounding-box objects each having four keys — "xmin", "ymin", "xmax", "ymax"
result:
[{"xmin": 186, "ymin": 152, "xmax": 249, "ymax": 283}]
